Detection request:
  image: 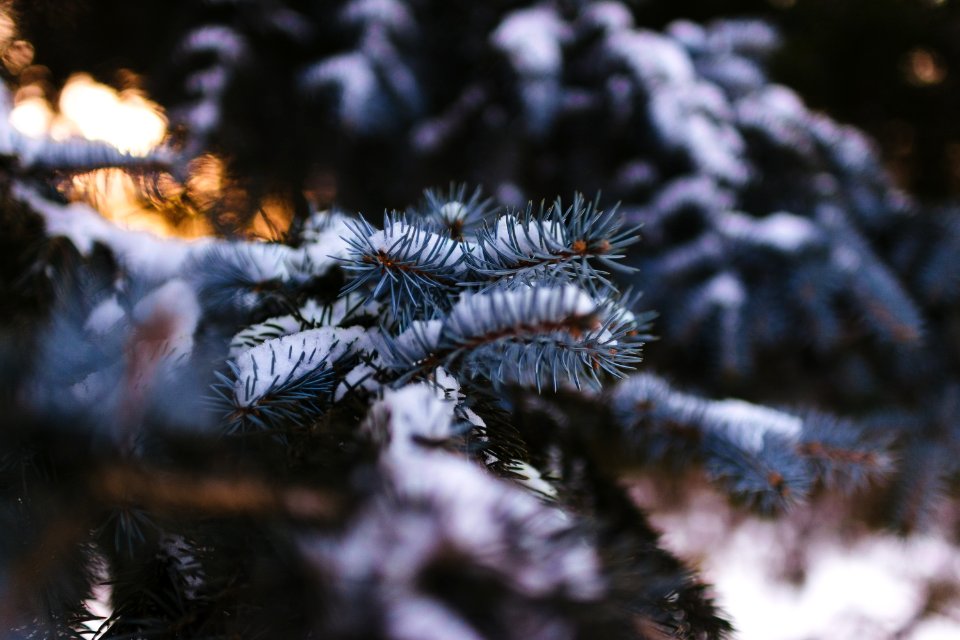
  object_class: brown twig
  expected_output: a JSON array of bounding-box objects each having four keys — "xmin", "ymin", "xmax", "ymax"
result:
[{"xmin": 93, "ymin": 464, "xmax": 340, "ymax": 522}]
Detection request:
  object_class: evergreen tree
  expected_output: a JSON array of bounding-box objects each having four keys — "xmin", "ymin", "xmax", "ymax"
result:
[{"xmin": 1, "ymin": 1, "xmax": 958, "ymax": 638}]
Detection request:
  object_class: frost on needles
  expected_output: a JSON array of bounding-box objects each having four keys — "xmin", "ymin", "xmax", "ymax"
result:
[
  {"xmin": 218, "ymin": 190, "xmax": 651, "ymax": 434},
  {"xmin": 13, "ymin": 165, "xmax": 895, "ymax": 638},
  {"xmin": 12, "ymin": 179, "xmax": 722, "ymax": 639},
  {"xmin": 3, "ymin": 1, "xmax": 952, "ymax": 638}
]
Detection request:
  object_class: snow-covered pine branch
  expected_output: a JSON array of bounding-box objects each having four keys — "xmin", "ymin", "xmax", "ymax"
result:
[
  {"xmin": 382, "ymin": 283, "xmax": 649, "ymax": 391},
  {"xmin": 339, "ymin": 213, "xmax": 466, "ymax": 326},
  {"xmin": 611, "ymin": 373, "xmax": 890, "ymax": 510},
  {"xmin": 338, "ymin": 190, "xmax": 640, "ymax": 330},
  {"xmin": 216, "ymin": 326, "xmax": 371, "ymax": 433},
  {"xmin": 469, "ymin": 193, "xmax": 640, "ymax": 293},
  {"xmin": 414, "ymin": 183, "xmax": 495, "ymax": 240}
]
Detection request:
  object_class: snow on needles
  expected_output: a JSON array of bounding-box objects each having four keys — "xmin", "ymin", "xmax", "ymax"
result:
[{"xmin": 232, "ymin": 326, "xmax": 369, "ymax": 407}]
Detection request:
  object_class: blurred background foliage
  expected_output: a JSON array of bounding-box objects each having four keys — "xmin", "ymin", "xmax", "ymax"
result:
[
  {"xmin": 3, "ymin": 2, "xmax": 960, "ymax": 637},
  {"xmin": 636, "ymin": 0, "xmax": 960, "ymax": 200},
  {"xmin": 14, "ymin": 0, "xmax": 960, "ymax": 201}
]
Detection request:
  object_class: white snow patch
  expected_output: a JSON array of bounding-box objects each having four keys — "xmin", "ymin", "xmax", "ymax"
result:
[
  {"xmin": 292, "ymin": 213, "xmax": 352, "ymax": 277},
  {"xmin": 615, "ymin": 374, "xmax": 802, "ymax": 453},
  {"xmin": 390, "ymin": 319, "xmax": 443, "ymax": 364},
  {"xmin": 580, "ymin": 1, "xmax": 634, "ymax": 33},
  {"xmin": 752, "ymin": 213, "xmax": 820, "ymax": 252},
  {"xmin": 492, "ymin": 6, "xmax": 568, "ymax": 77},
  {"xmin": 84, "ymin": 295, "xmax": 125, "ymax": 335},
  {"xmin": 488, "ymin": 215, "xmax": 564, "ymax": 258},
  {"xmin": 736, "ymin": 85, "xmax": 815, "ymax": 154},
  {"xmin": 462, "ymin": 406, "xmax": 486, "ymax": 428},
  {"xmin": 833, "ymin": 245, "xmax": 862, "ymax": 272},
  {"xmin": 24, "ymin": 187, "xmax": 206, "ymax": 279},
  {"xmin": 388, "ymin": 453, "xmax": 602, "ymax": 599},
  {"xmin": 446, "ymin": 284, "xmax": 597, "ymax": 340},
  {"xmin": 606, "ymin": 30, "xmax": 695, "ymax": 85},
  {"xmin": 228, "ymin": 298, "xmax": 365, "ymax": 359},
  {"xmin": 721, "ymin": 211, "xmax": 821, "ymax": 253},
  {"xmin": 182, "ymin": 26, "xmax": 246, "ymax": 62},
  {"xmin": 702, "ymin": 399, "xmax": 803, "ymax": 452},
  {"xmin": 70, "ymin": 370, "xmax": 111, "ymax": 404},
  {"xmin": 649, "ymin": 82, "xmax": 746, "ymax": 184},
  {"xmin": 367, "ymin": 220, "xmax": 466, "ymax": 272},
  {"xmin": 301, "ymin": 53, "xmax": 379, "ymax": 129},
  {"xmin": 334, "ymin": 363, "xmax": 382, "ymax": 401},
  {"xmin": 438, "ymin": 201, "xmax": 467, "ymax": 223},
  {"xmin": 233, "ymin": 326, "xmax": 367, "ymax": 406},
  {"xmin": 667, "ymin": 20, "xmax": 707, "ymax": 52},
  {"xmin": 432, "ymin": 366, "xmax": 460, "ymax": 400},
  {"xmin": 703, "ymin": 272, "xmax": 746, "ymax": 308},
  {"xmin": 386, "ymin": 596, "xmax": 485, "ymax": 640},
  {"xmin": 373, "ymin": 383, "xmax": 458, "ymax": 458},
  {"xmin": 340, "ymin": 0, "xmax": 416, "ymax": 37},
  {"xmin": 504, "ymin": 460, "xmax": 558, "ymax": 499},
  {"xmin": 229, "ymin": 315, "xmax": 305, "ymax": 359},
  {"xmin": 652, "ymin": 502, "xmax": 960, "ymax": 640}
]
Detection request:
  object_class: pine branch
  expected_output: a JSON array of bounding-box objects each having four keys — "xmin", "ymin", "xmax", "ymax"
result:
[
  {"xmin": 415, "ymin": 183, "xmax": 495, "ymax": 240},
  {"xmin": 216, "ymin": 326, "xmax": 369, "ymax": 433},
  {"xmin": 187, "ymin": 243, "xmax": 292, "ymax": 316},
  {"xmin": 339, "ymin": 213, "xmax": 466, "ymax": 326},
  {"xmin": 610, "ymin": 374, "xmax": 891, "ymax": 510},
  {"xmin": 381, "ymin": 283, "xmax": 649, "ymax": 391},
  {"xmin": 469, "ymin": 193, "xmax": 640, "ymax": 293}
]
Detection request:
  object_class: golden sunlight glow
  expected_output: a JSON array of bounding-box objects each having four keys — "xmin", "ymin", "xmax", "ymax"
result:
[
  {"xmin": 11, "ymin": 73, "xmax": 167, "ymax": 154},
  {"xmin": 58, "ymin": 74, "xmax": 166, "ymax": 155},
  {"xmin": 8, "ymin": 73, "xmax": 199, "ymax": 237},
  {"xmin": 0, "ymin": 0, "xmax": 292, "ymax": 240},
  {"xmin": 7, "ymin": 71, "xmax": 291, "ymax": 239},
  {"xmin": 8, "ymin": 94, "xmax": 52, "ymax": 138},
  {"xmin": 65, "ymin": 170, "xmax": 215, "ymax": 239}
]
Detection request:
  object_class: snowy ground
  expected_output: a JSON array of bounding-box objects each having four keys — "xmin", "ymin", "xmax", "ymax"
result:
[{"xmin": 632, "ymin": 479, "xmax": 960, "ymax": 640}]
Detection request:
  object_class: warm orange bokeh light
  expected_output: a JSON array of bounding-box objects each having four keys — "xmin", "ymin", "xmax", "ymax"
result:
[
  {"xmin": 8, "ymin": 72, "xmax": 292, "ymax": 239},
  {"xmin": 8, "ymin": 73, "xmax": 199, "ymax": 236},
  {"xmin": 11, "ymin": 73, "xmax": 166, "ymax": 155},
  {"xmin": 58, "ymin": 74, "xmax": 167, "ymax": 155},
  {"xmin": 903, "ymin": 48, "xmax": 948, "ymax": 87}
]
